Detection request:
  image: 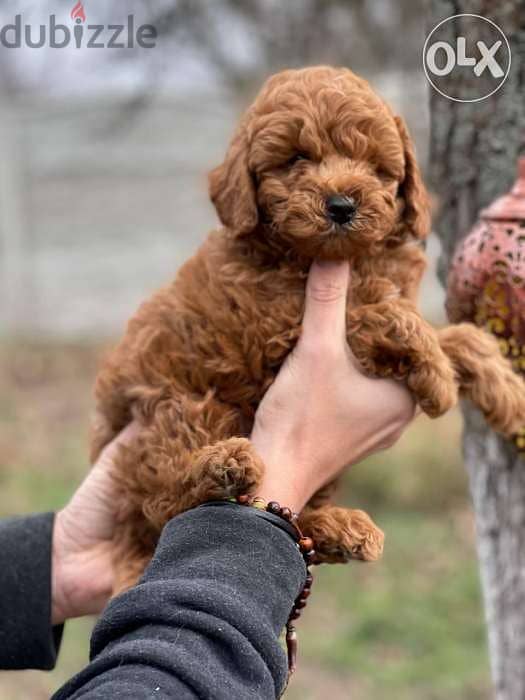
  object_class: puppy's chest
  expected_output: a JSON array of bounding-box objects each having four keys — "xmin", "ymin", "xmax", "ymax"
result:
[
  {"xmin": 175, "ymin": 241, "xmax": 417, "ymax": 398},
  {"xmin": 173, "ymin": 265, "xmax": 306, "ymax": 406},
  {"xmin": 224, "ymin": 268, "xmax": 306, "ymax": 364},
  {"xmin": 217, "ymin": 259, "xmax": 405, "ymax": 356}
]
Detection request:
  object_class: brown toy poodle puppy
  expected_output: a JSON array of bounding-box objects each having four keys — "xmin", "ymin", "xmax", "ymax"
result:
[{"xmin": 92, "ymin": 66, "xmax": 525, "ymax": 592}]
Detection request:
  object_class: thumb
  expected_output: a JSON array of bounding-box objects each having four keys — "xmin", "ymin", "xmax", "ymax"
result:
[{"xmin": 301, "ymin": 260, "xmax": 350, "ymax": 348}]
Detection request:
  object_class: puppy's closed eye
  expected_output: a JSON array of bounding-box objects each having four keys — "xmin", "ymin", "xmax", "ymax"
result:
[{"xmin": 376, "ymin": 166, "xmax": 396, "ymax": 184}]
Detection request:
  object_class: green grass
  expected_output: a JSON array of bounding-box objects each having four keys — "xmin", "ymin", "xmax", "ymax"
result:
[
  {"xmin": 0, "ymin": 340, "xmax": 491, "ymax": 700},
  {"xmin": 287, "ymin": 503, "xmax": 489, "ymax": 699}
]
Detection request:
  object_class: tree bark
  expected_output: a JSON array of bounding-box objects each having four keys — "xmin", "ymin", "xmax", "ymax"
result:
[{"xmin": 428, "ymin": 2, "xmax": 525, "ymax": 698}]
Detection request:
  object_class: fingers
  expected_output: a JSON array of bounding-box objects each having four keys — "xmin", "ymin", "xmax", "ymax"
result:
[{"xmin": 301, "ymin": 260, "xmax": 350, "ymax": 350}]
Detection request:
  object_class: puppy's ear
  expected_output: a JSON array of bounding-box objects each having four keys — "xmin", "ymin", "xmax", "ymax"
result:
[
  {"xmin": 395, "ymin": 116, "xmax": 431, "ymax": 241},
  {"xmin": 208, "ymin": 123, "xmax": 258, "ymax": 235}
]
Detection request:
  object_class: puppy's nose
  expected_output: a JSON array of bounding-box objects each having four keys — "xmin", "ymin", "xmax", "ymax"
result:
[{"xmin": 326, "ymin": 195, "xmax": 357, "ymax": 225}]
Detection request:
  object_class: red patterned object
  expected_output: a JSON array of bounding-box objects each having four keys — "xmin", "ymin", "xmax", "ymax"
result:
[{"xmin": 446, "ymin": 157, "xmax": 525, "ymax": 449}]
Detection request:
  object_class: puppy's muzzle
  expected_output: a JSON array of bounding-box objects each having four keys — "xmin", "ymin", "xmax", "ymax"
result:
[{"xmin": 326, "ymin": 195, "xmax": 357, "ymax": 226}]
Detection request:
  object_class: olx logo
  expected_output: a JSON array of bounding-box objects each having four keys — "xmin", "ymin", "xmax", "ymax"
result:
[
  {"xmin": 426, "ymin": 36, "xmax": 504, "ymax": 78},
  {"xmin": 423, "ymin": 14, "xmax": 511, "ymax": 103}
]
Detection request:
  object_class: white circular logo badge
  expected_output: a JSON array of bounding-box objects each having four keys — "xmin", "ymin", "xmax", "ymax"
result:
[{"xmin": 423, "ymin": 14, "xmax": 511, "ymax": 103}]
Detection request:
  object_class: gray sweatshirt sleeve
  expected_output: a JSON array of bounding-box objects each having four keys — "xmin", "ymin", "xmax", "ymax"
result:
[
  {"xmin": 53, "ymin": 503, "xmax": 306, "ymax": 700},
  {"xmin": 0, "ymin": 512, "xmax": 63, "ymax": 670}
]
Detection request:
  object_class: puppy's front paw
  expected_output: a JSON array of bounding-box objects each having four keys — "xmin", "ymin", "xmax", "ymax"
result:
[
  {"xmin": 407, "ymin": 365, "xmax": 458, "ymax": 418},
  {"xmin": 187, "ymin": 437, "xmax": 264, "ymax": 504},
  {"xmin": 348, "ymin": 303, "xmax": 458, "ymax": 417}
]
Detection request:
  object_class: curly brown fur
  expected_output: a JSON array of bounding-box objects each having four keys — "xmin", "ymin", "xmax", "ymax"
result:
[
  {"xmin": 298, "ymin": 505, "xmax": 384, "ymax": 563},
  {"xmin": 438, "ymin": 324, "xmax": 525, "ymax": 435},
  {"xmin": 93, "ymin": 66, "xmax": 525, "ymax": 592}
]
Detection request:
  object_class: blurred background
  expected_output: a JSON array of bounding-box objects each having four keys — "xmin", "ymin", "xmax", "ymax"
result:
[{"xmin": 0, "ymin": 1, "xmax": 490, "ymax": 698}]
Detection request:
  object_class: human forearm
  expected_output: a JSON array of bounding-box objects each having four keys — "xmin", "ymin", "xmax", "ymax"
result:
[
  {"xmin": 0, "ymin": 512, "xmax": 63, "ymax": 670},
  {"xmin": 53, "ymin": 504, "xmax": 305, "ymax": 700}
]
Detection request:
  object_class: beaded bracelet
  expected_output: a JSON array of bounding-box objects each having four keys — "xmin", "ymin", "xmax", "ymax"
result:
[{"xmin": 228, "ymin": 494, "xmax": 316, "ymax": 677}]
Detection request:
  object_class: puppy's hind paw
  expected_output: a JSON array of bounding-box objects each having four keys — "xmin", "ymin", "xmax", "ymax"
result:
[{"xmin": 299, "ymin": 505, "xmax": 384, "ymax": 564}]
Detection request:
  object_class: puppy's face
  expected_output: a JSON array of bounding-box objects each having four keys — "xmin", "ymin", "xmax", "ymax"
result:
[{"xmin": 210, "ymin": 67, "xmax": 430, "ymax": 259}]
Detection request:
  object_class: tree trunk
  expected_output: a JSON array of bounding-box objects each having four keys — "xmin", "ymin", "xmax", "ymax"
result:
[{"xmin": 428, "ymin": 2, "xmax": 525, "ymax": 698}]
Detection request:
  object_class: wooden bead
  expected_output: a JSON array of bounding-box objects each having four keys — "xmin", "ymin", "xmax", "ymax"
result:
[
  {"xmin": 267, "ymin": 501, "xmax": 281, "ymax": 515},
  {"xmin": 295, "ymin": 599, "xmax": 308, "ymax": 609},
  {"xmin": 305, "ymin": 550, "xmax": 316, "ymax": 564},
  {"xmin": 300, "ymin": 589, "xmax": 311, "ymax": 599},
  {"xmin": 299, "ymin": 537, "xmax": 313, "ymax": 552},
  {"xmin": 236, "ymin": 494, "xmax": 250, "ymax": 504},
  {"xmin": 289, "ymin": 609, "xmax": 301, "ymax": 620},
  {"xmin": 252, "ymin": 497, "xmax": 267, "ymax": 510},
  {"xmin": 305, "ymin": 572, "xmax": 313, "ymax": 586}
]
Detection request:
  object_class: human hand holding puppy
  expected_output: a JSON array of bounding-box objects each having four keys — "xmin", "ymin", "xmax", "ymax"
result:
[
  {"xmin": 252, "ymin": 259, "xmax": 415, "ymax": 512},
  {"xmin": 52, "ymin": 260, "xmax": 414, "ymax": 623}
]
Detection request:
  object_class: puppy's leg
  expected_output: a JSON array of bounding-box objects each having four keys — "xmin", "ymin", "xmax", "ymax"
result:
[
  {"xmin": 438, "ymin": 323, "xmax": 525, "ymax": 437},
  {"xmin": 347, "ymin": 299, "xmax": 458, "ymax": 417},
  {"xmin": 298, "ymin": 504, "xmax": 384, "ymax": 563},
  {"xmin": 106, "ymin": 391, "xmax": 258, "ymax": 590},
  {"xmin": 118, "ymin": 391, "xmax": 261, "ymax": 531},
  {"xmin": 111, "ymin": 518, "xmax": 159, "ymax": 595}
]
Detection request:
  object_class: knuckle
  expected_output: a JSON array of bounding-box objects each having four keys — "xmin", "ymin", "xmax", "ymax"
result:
[
  {"xmin": 386, "ymin": 427, "xmax": 404, "ymax": 447},
  {"xmin": 385, "ymin": 405, "xmax": 415, "ymax": 447},
  {"xmin": 377, "ymin": 428, "xmax": 402, "ymax": 451},
  {"xmin": 399, "ymin": 397, "xmax": 417, "ymax": 423},
  {"xmin": 308, "ymin": 282, "xmax": 345, "ymax": 304}
]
